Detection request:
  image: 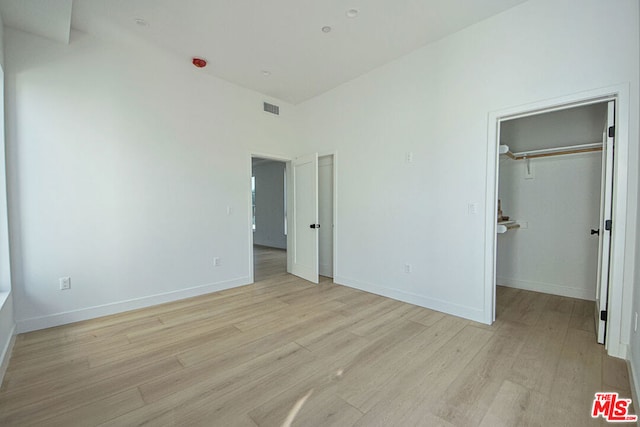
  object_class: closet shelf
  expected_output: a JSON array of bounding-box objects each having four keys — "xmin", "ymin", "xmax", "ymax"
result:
[{"xmin": 497, "ymin": 221, "xmax": 520, "ymax": 234}]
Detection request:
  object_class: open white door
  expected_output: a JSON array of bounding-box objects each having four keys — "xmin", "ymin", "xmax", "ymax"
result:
[
  {"xmin": 595, "ymin": 100, "xmax": 615, "ymax": 344},
  {"xmin": 290, "ymin": 153, "xmax": 319, "ymax": 284}
]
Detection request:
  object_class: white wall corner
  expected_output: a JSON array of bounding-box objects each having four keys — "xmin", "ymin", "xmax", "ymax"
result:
[{"xmin": 334, "ymin": 275, "xmax": 487, "ymax": 324}]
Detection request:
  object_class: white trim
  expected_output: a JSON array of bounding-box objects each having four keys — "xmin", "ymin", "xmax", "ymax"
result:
[
  {"xmin": 0, "ymin": 325, "xmax": 15, "ymax": 385},
  {"xmin": 16, "ymin": 276, "xmax": 250, "ymax": 333},
  {"xmin": 628, "ymin": 354, "xmax": 640, "ymax": 414},
  {"xmin": 335, "ymin": 275, "xmax": 485, "ymax": 323},
  {"xmin": 0, "ymin": 65, "xmax": 11, "ymax": 296},
  {"xmin": 485, "ymin": 109, "xmax": 501, "ymax": 324},
  {"xmin": 604, "ymin": 85, "xmax": 631, "ymax": 358},
  {"xmin": 485, "ymin": 83, "xmax": 631, "ymax": 358},
  {"xmin": 332, "ymin": 152, "xmax": 338, "ymax": 281},
  {"xmin": 497, "ymin": 278, "xmax": 594, "ymax": 301},
  {"xmin": 489, "ymin": 93, "xmax": 617, "ymax": 123}
]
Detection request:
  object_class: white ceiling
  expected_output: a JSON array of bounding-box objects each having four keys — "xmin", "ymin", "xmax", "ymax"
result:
[
  {"xmin": 500, "ymin": 103, "xmax": 608, "ymax": 153},
  {"xmin": 0, "ymin": 0, "xmax": 72, "ymax": 44},
  {"xmin": 1, "ymin": 0, "xmax": 528, "ymax": 104}
]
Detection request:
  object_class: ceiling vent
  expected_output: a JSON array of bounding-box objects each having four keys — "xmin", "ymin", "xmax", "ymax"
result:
[{"xmin": 263, "ymin": 102, "xmax": 280, "ymax": 115}]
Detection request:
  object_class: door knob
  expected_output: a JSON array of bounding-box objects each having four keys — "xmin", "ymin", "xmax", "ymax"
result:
[
  {"xmin": 590, "ymin": 229, "xmax": 600, "ymax": 236},
  {"xmin": 309, "ymin": 224, "xmax": 320, "ymax": 229}
]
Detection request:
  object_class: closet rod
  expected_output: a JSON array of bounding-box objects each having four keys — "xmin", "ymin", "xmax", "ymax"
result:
[{"xmin": 510, "ymin": 142, "xmax": 602, "ymax": 160}]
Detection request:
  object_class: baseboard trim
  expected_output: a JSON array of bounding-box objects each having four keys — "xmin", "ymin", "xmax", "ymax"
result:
[
  {"xmin": 497, "ymin": 277, "xmax": 594, "ymax": 301},
  {"xmin": 0, "ymin": 324, "xmax": 16, "ymax": 385},
  {"xmin": 334, "ymin": 275, "xmax": 486, "ymax": 324},
  {"xmin": 628, "ymin": 351, "xmax": 640, "ymax": 413},
  {"xmin": 16, "ymin": 276, "xmax": 251, "ymax": 333}
]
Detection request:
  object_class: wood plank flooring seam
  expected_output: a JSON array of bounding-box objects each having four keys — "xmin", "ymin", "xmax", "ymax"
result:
[{"xmin": 0, "ymin": 248, "xmax": 631, "ymax": 427}]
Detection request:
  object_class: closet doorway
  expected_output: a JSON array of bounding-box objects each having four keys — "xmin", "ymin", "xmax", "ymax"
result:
[
  {"xmin": 485, "ymin": 86, "xmax": 631, "ymax": 357},
  {"xmin": 494, "ymin": 100, "xmax": 615, "ymax": 345}
]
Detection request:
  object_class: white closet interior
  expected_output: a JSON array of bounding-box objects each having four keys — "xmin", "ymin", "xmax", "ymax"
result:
[{"xmin": 496, "ymin": 103, "xmax": 609, "ymax": 301}]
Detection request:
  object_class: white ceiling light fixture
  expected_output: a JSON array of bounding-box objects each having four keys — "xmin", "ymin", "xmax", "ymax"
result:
[
  {"xmin": 134, "ymin": 18, "xmax": 148, "ymax": 27},
  {"xmin": 321, "ymin": 26, "xmax": 332, "ymax": 33},
  {"xmin": 261, "ymin": 70, "xmax": 271, "ymax": 77},
  {"xmin": 346, "ymin": 9, "xmax": 359, "ymax": 18}
]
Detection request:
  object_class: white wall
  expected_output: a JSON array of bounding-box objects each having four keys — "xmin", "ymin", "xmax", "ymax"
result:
[
  {"xmin": 0, "ymin": 12, "xmax": 16, "ymax": 385},
  {"xmin": 500, "ymin": 103, "xmax": 607, "ymax": 153},
  {"xmin": 293, "ymin": 0, "xmax": 639, "ymax": 324},
  {"xmin": 497, "ymin": 153, "xmax": 602, "ymax": 300},
  {"xmin": 629, "ymin": 0, "xmax": 640, "ymax": 406},
  {"xmin": 252, "ymin": 160, "xmax": 286, "ymax": 249},
  {"xmin": 2, "ymin": 0, "xmax": 639, "ymax": 379},
  {"xmin": 5, "ymin": 28, "xmax": 296, "ymax": 332}
]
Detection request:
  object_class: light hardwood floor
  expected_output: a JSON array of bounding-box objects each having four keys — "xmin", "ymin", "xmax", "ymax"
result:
[
  {"xmin": 0, "ymin": 247, "xmax": 633, "ymax": 426},
  {"xmin": 253, "ymin": 245, "xmax": 287, "ymax": 282}
]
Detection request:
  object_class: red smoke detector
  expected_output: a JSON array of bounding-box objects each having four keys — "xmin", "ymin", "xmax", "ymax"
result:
[{"xmin": 192, "ymin": 57, "xmax": 207, "ymax": 68}]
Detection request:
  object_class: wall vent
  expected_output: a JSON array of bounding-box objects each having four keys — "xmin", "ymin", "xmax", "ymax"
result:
[{"xmin": 263, "ymin": 102, "xmax": 280, "ymax": 115}]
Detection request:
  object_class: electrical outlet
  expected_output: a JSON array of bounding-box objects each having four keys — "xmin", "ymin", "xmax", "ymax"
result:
[
  {"xmin": 213, "ymin": 257, "xmax": 221, "ymax": 267},
  {"xmin": 404, "ymin": 263, "xmax": 412, "ymax": 273},
  {"xmin": 406, "ymin": 152, "xmax": 413, "ymax": 163},
  {"xmin": 59, "ymin": 277, "xmax": 71, "ymax": 290}
]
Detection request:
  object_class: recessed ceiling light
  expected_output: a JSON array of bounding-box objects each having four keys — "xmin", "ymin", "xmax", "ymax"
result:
[
  {"xmin": 262, "ymin": 70, "xmax": 271, "ymax": 77},
  {"xmin": 346, "ymin": 9, "xmax": 359, "ymax": 18},
  {"xmin": 321, "ymin": 26, "xmax": 332, "ymax": 33},
  {"xmin": 134, "ymin": 18, "xmax": 148, "ymax": 27}
]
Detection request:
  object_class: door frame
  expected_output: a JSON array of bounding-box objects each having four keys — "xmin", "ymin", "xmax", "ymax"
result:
[
  {"xmin": 318, "ymin": 152, "xmax": 338, "ymax": 280},
  {"xmin": 292, "ymin": 150, "xmax": 339, "ymax": 282},
  {"xmin": 249, "ymin": 152, "xmax": 292, "ymax": 284},
  {"xmin": 248, "ymin": 151, "xmax": 338, "ymax": 284},
  {"xmin": 483, "ymin": 83, "xmax": 631, "ymax": 358}
]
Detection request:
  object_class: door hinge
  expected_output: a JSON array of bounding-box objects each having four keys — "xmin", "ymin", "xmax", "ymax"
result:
[
  {"xmin": 605, "ymin": 220, "xmax": 612, "ymax": 231},
  {"xmin": 600, "ymin": 310, "xmax": 608, "ymax": 322},
  {"xmin": 608, "ymin": 126, "xmax": 615, "ymax": 138}
]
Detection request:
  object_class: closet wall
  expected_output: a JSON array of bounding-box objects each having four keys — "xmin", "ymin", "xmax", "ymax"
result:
[{"xmin": 497, "ymin": 104, "xmax": 607, "ymax": 300}]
